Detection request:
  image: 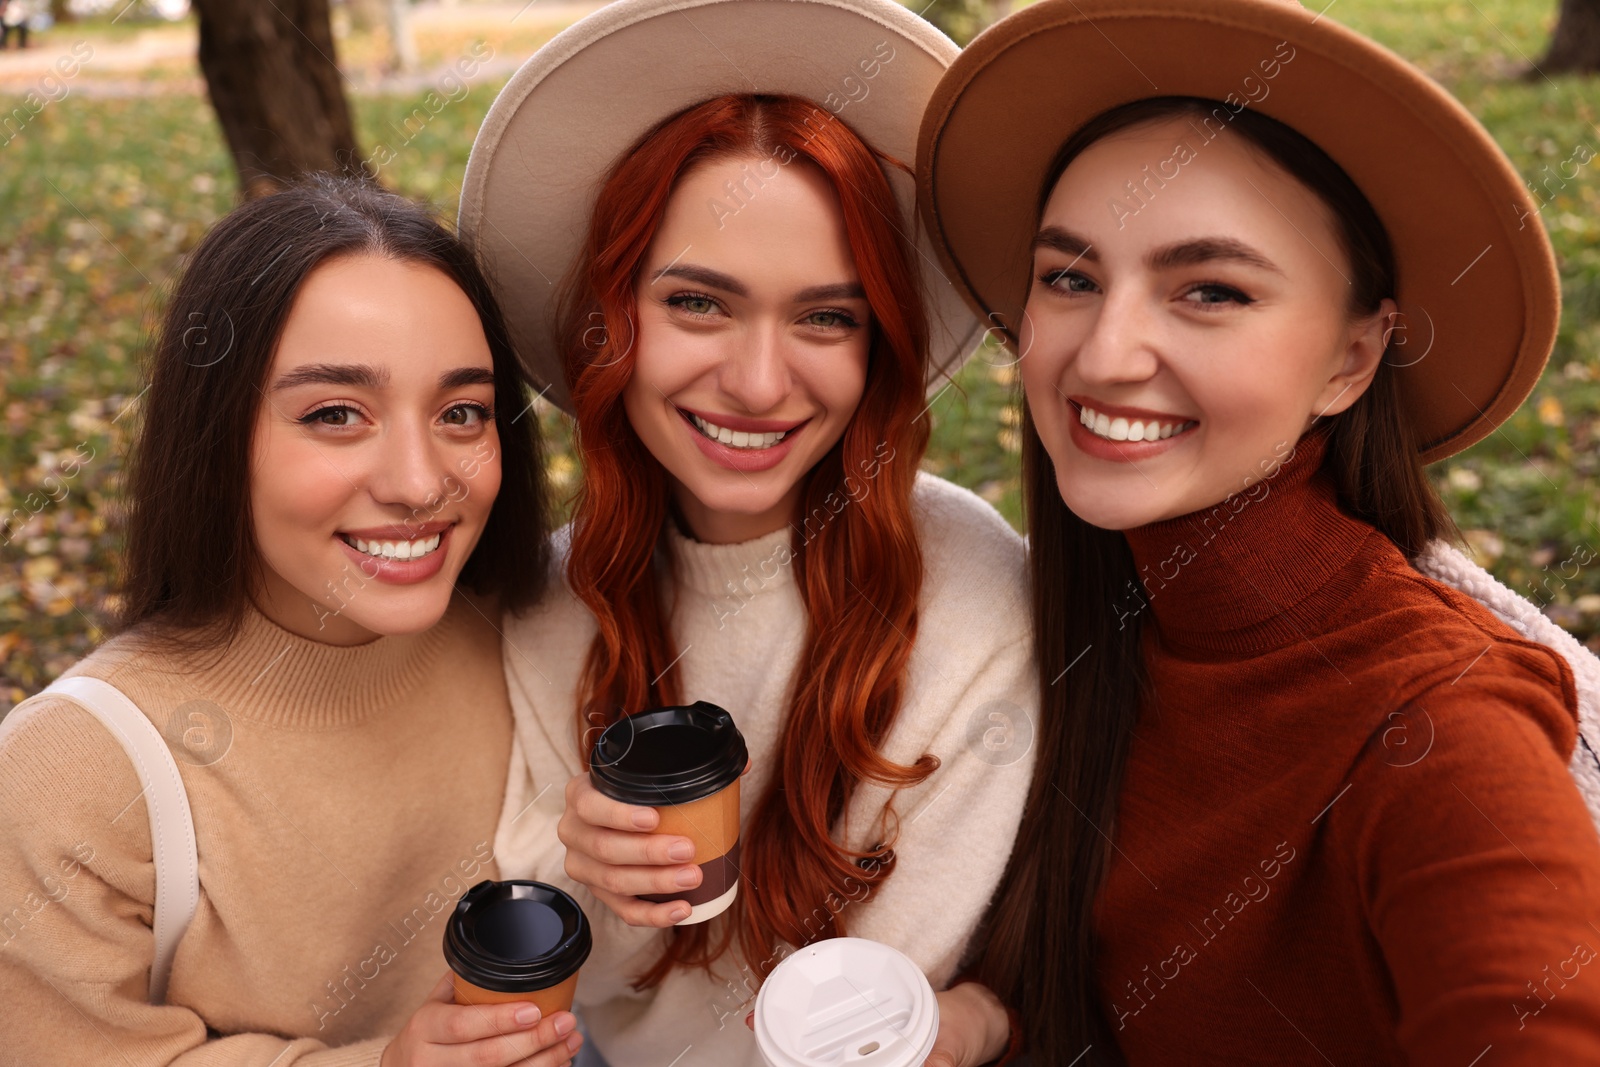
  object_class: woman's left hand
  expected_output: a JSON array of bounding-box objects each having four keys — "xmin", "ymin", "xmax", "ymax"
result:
[{"xmin": 924, "ymin": 981, "xmax": 1012, "ymax": 1067}]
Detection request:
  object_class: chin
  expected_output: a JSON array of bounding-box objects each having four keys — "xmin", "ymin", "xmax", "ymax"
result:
[
  {"xmin": 682, "ymin": 470, "xmax": 797, "ymax": 511},
  {"xmin": 1056, "ymin": 474, "xmax": 1169, "ymax": 532},
  {"xmin": 340, "ymin": 587, "xmax": 458, "ymax": 638}
]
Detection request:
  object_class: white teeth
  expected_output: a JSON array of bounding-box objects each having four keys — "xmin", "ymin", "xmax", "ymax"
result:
[
  {"xmin": 1078, "ymin": 405, "xmax": 1194, "ymax": 443},
  {"xmin": 689, "ymin": 413, "xmax": 789, "ymax": 450},
  {"xmin": 344, "ymin": 532, "xmax": 443, "ymax": 560}
]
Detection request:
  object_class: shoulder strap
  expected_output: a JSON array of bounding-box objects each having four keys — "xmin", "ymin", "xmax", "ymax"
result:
[
  {"xmin": 1413, "ymin": 539, "xmax": 1600, "ymax": 837},
  {"xmin": 0, "ymin": 677, "xmax": 199, "ymax": 1005}
]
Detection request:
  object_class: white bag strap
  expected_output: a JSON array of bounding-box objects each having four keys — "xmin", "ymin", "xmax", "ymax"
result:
[
  {"xmin": 1413, "ymin": 539, "xmax": 1600, "ymax": 838},
  {"xmin": 0, "ymin": 676, "xmax": 199, "ymax": 1004}
]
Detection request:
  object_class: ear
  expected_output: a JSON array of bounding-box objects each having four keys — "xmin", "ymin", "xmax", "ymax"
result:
[{"xmin": 1311, "ymin": 296, "xmax": 1396, "ymax": 419}]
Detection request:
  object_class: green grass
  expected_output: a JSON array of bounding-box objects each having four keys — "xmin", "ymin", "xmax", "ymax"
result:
[{"xmin": 3, "ymin": 0, "xmax": 1599, "ymax": 704}]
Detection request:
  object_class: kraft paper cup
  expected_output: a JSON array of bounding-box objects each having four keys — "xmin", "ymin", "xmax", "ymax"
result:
[
  {"xmin": 589, "ymin": 701, "xmax": 748, "ymax": 924},
  {"xmin": 443, "ymin": 880, "xmax": 592, "ymax": 1015},
  {"xmin": 754, "ymin": 937, "xmax": 940, "ymax": 1067}
]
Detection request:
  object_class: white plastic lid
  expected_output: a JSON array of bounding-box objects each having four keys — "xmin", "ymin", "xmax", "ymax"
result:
[{"xmin": 753, "ymin": 937, "xmax": 940, "ymax": 1067}]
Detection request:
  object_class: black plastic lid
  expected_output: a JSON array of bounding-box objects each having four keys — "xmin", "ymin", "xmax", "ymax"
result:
[
  {"xmin": 442, "ymin": 880, "xmax": 592, "ymax": 992},
  {"xmin": 589, "ymin": 701, "xmax": 748, "ymax": 807}
]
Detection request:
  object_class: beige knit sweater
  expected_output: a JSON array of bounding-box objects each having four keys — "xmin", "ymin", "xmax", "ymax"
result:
[
  {"xmin": 0, "ymin": 590, "xmax": 515, "ymax": 1066},
  {"xmin": 495, "ymin": 471, "xmax": 1038, "ymax": 1067}
]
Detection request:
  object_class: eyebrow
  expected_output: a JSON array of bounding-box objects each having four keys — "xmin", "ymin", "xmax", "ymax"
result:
[
  {"xmin": 653, "ymin": 264, "xmax": 748, "ymax": 297},
  {"xmin": 1033, "ymin": 226, "xmax": 1285, "ymax": 275},
  {"xmin": 270, "ymin": 363, "xmax": 495, "ymax": 391},
  {"xmin": 650, "ymin": 263, "xmax": 866, "ymax": 303},
  {"xmin": 271, "ymin": 362, "xmax": 390, "ymax": 391},
  {"xmin": 439, "ymin": 367, "xmax": 497, "ymax": 390},
  {"xmin": 795, "ymin": 282, "xmax": 867, "ymax": 302}
]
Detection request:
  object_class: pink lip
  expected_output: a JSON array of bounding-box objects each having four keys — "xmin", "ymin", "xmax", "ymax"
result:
[
  {"xmin": 335, "ymin": 524, "xmax": 453, "ymax": 585},
  {"xmin": 1067, "ymin": 395, "xmax": 1196, "ymax": 424},
  {"xmin": 678, "ymin": 409, "xmax": 804, "ymax": 473},
  {"xmin": 677, "ymin": 405, "xmax": 811, "ymax": 434},
  {"xmin": 1066, "ymin": 399, "xmax": 1197, "ymax": 463}
]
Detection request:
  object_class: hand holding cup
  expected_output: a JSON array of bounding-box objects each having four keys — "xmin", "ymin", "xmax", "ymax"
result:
[
  {"xmin": 560, "ymin": 702, "xmax": 749, "ymax": 928},
  {"xmin": 559, "ymin": 772, "xmax": 702, "ymax": 926},
  {"xmin": 379, "ymin": 971, "xmax": 582, "ymax": 1067}
]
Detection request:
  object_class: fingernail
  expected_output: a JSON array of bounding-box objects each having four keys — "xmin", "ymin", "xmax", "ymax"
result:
[
  {"xmin": 671, "ymin": 904, "xmax": 692, "ymax": 922},
  {"xmin": 668, "ymin": 840, "xmax": 695, "ymax": 862},
  {"xmin": 515, "ymin": 1005, "xmax": 541, "ymax": 1026},
  {"xmin": 555, "ymin": 1012, "xmax": 577, "ymax": 1036},
  {"xmin": 632, "ymin": 808, "xmax": 656, "ymax": 829},
  {"xmin": 566, "ymin": 1032, "xmax": 583, "ymax": 1053},
  {"xmin": 674, "ymin": 866, "xmax": 700, "ymax": 887}
]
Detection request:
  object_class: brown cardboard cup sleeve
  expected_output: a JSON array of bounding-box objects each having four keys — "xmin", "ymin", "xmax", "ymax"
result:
[{"xmin": 590, "ymin": 702, "xmax": 749, "ymax": 924}]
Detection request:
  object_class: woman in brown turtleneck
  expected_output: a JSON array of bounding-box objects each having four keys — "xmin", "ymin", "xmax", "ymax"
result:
[{"xmin": 916, "ymin": 1, "xmax": 1600, "ymax": 1060}]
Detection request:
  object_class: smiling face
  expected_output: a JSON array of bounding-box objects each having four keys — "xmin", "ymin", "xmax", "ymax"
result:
[
  {"xmin": 1018, "ymin": 116, "xmax": 1396, "ymax": 531},
  {"xmin": 622, "ymin": 152, "xmax": 871, "ymax": 545},
  {"xmin": 249, "ymin": 254, "xmax": 502, "ymax": 644}
]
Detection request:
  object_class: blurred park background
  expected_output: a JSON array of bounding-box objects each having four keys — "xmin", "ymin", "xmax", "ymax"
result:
[{"xmin": 2, "ymin": 0, "xmax": 1600, "ymax": 708}]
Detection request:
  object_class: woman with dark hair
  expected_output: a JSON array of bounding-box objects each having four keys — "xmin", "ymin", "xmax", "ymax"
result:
[
  {"xmin": 919, "ymin": 0, "xmax": 1600, "ymax": 1062},
  {"xmin": 460, "ymin": 1, "xmax": 1034, "ymax": 1064},
  {"xmin": 0, "ymin": 176, "xmax": 580, "ymax": 1067}
]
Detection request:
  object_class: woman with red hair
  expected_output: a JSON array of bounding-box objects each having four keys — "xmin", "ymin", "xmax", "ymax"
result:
[{"xmin": 459, "ymin": 1, "xmax": 1034, "ymax": 1064}]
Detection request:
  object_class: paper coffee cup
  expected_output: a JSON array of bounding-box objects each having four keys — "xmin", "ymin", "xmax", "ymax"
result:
[
  {"xmin": 443, "ymin": 879, "xmax": 592, "ymax": 1015},
  {"xmin": 589, "ymin": 701, "xmax": 748, "ymax": 924},
  {"xmin": 753, "ymin": 937, "xmax": 940, "ymax": 1067}
]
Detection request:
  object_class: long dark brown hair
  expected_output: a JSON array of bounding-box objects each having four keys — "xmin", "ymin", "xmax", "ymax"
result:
[
  {"xmin": 118, "ymin": 174, "xmax": 550, "ymax": 644},
  {"xmin": 975, "ymin": 97, "xmax": 1458, "ymax": 1062}
]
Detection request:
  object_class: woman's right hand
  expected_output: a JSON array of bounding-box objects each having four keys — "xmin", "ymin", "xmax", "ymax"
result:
[
  {"xmin": 558, "ymin": 771, "xmax": 700, "ymax": 927},
  {"xmin": 380, "ymin": 972, "xmax": 582, "ymax": 1067}
]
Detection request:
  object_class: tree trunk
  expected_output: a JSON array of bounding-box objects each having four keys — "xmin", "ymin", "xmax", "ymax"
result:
[
  {"xmin": 191, "ymin": 0, "xmax": 364, "ymax": 198},
  {"xmin": 1541, "ymin": 0, "xmax": 1600, "ymax": 75}
]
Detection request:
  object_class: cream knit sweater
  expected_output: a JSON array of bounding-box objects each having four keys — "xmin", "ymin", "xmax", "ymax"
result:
[
  {"xmin": 0, "ymin": 591, "xmax": 515, "ymax": 1066},
  {"xmin": 495, "ymin": 471, "xmax": 1038, "ymax": 1067}
]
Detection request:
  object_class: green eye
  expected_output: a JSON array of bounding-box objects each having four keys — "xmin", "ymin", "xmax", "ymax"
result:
[
  {"xmin": 668, "ymin": 293, "xmax": 719, "ymax": 316},
  {"xmin": 1184, "ymin": 283, "xmax": 1253, "ymax": 307},
  {"xmin": 804, "ymin": 309, "xmax": 860, "ymax": 330},
  {"xmin": 1041, "ymin": 270, "xmax": 1095, "ymax": 293}
]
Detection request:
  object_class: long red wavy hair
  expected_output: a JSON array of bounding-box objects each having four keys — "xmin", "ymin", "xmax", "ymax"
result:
[{"xmin": 557, "ymin": 93, "xmax": 938, "ymax": 986}]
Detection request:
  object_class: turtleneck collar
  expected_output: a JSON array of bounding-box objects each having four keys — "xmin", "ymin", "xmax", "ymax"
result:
[
  {"xmin": 1120, "ymin": 429, "xmax": 1380, "ymax": 657},
  {"xmin": 139, "ymin": 591, "xmax": 471, "ymax": 728},
  {"xmin": 661, "ymin": 518, "xmax": 798, "ymax": 601}
]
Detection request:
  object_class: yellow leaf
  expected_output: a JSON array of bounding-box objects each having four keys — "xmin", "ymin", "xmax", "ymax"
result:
[{"xmin": 1538, "ymin": 395, "xmax": 1564, "ymax": 427}]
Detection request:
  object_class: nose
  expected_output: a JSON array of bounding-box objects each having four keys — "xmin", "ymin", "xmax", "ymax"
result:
[
  {"xmin": 365, "ymin": 415, "xmax": 458, "ymax": 515},
  {"xmin": 717, "ymin": 320, "xmax": 792, "ymax": 414},
  {"xmin": 1072, "ymin": 284, "xmax": 1160, "ymax": 387}
]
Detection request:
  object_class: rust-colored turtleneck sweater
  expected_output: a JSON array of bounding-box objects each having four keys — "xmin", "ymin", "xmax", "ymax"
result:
[{"xmin": 1098, "ymin": 429, "xmax": 1600, "ymax": 1064}]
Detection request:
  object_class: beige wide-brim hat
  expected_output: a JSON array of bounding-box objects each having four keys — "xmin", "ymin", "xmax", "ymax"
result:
[
  {"xmin": 917, "ymin": 0, "xmax": 1561, "ymax": 462},
  {"xmin": 460, "ymin": 0, "xmax": 984, "ymax": 415}
]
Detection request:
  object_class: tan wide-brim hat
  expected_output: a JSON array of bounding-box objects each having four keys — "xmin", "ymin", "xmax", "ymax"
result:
[
  {"xmin": 461, "ymin": 0, "xmax": 984, "ymax": 415},
  {"xmin": 917, "ymin": 0, "xmax": 1560, "ymax": 462}
]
